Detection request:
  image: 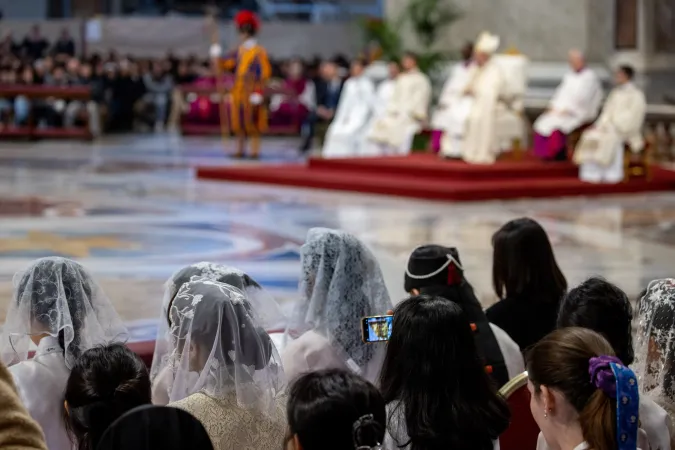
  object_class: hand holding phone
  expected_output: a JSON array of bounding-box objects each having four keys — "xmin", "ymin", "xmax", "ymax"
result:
[{"xmin": 361, "ymin": 315, "xmax": 393, "ymax": 343}]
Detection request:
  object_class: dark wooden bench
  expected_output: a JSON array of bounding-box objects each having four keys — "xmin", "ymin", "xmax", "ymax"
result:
[{"xmin": 0, "ymin": 85, "xmax": 94, "ymax": 140}]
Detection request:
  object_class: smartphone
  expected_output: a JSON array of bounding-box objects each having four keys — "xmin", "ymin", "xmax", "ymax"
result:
[{"xmin": 361, "ymin": 315, "xmax": 393, "ymax": 343}]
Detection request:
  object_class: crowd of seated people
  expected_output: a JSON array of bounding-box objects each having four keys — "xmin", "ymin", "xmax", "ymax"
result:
[
  {"xmin": 0, "ymin": 24, "xmax": 358, "ymax": 138},
  {"xmin": 0, "ymin": 218, "xmax": 672, "ymax": 450}
]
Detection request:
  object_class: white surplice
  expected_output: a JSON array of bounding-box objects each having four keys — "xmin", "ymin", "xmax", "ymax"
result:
[
  {"xmin": 449, "ymin": 58, "xmax": 504, "ymax": 164},
  {"xmin": 533, "ymin": 67, "xmax": 603, "ymax": 136},
  {"xmin": 573, "ymin": 82, "xmax": 646, "ymax": 183},
  {"xmin": 9, "ymin": 336, "xmax": 71, "ymax": 450},
  {"xmin": 432, "ymin": 62, "xmax": 473, "ymax": 158},
  {"xmin": 322, "ymin": 75, "xmax": 375, "ymax": 158},
  {"xmin": 368, "ymin": 68, "xmax": 432, "ymax": 155},
  {"xmin": 360, "ymin": 78, "xmax": 396, "ymax": 156}
]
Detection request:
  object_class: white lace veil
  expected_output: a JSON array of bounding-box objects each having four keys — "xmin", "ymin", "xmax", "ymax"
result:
[
  {"xmin": 0, "ymin": 257, "xmax": 128, "ymax": 369},
  {"xmin": 158, "ymin": 279, "xmax": 285, "ymax": 415},
  {"xmin": 286, "ymin": 228, "xmax": 393, "ymax": 379},
  {"xmin": 150, "ymin": 262, "xmax": 284, "ymax": 384},
  {"xmin": 634, "ymin": 278, "xmax": 675, "ymax": 418}
]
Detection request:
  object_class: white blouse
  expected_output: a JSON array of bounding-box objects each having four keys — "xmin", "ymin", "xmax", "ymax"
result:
[{"xmin": 9, "ymin": 335, "xmax": 71, "ymax": 450}]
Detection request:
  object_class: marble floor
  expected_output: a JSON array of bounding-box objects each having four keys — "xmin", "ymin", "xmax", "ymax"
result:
[{"xmin": 1, "ymin": 133, "xmax": 674, "ymax": 342}]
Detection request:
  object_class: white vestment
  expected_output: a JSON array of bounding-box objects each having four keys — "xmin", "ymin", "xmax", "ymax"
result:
[
  {"xmin": 448, "ymin": 59, "xmax": 504, "ymax": 164},
  {"xmin": 574, "ymin": 83, "xmax": 646, "ymax": 183},
  {"xmin": 9, "ymin": 336, "xmax": 71, "ymax": 450},
  {"xmin": 360, "ymin": 78, "xmax": 396, "ymax": 156},
  {"xmin": 368, "ymin": 69, "xmax": 432, "ymax": 155},
  {"xmin": 533, "ymin": 68, "xmax": 603, "ymax": 136},
  {"xmin": 432, "ymin": 62, "xmax": 474, "ymax": 157},
  {"xmin": 322, "ymin": 75, "xmax": 375, "ymax": 158}
]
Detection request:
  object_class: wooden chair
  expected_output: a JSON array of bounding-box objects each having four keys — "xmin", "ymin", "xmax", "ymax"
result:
[
  {"xmin": 624, "ymin": 140, "xmax": 652, "ymax": 182},
  {"xmin": 411, "ymin": 128, "xmax": 434, "ymax": 153},
  {"xmin": 498, "ymin": 372, "xmax": 539, "ymax": 450}
]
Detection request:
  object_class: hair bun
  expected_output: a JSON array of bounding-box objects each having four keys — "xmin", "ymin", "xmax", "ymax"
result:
[{"xmin": 352, "ymin": 414, "xmax": 383, "ymax": 450}]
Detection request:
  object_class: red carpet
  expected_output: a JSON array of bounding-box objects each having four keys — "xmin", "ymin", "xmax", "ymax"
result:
[{"xmin": 197, "ymin": 154, "xmax": 675, "ymax": 202}]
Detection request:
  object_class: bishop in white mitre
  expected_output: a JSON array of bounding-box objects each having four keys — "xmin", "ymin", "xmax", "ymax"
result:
[
  {"xmin": 360, "ymin": 60, "xmax": 400, "ymax": 156},
  {"xmin": 367, "ymin": 52, "xmax": 431, "ymax": 156},
  {"xmin": 431, "ymin": 42, "xmax": 474, "ymax": 157},
  {"xmin": 322, "ymin": 59, "xmax": 376, "ymax": 158},
  {"xmin": 573, "ymin": 65, "xmax": 646, "ymax": 183},
  {"xmin": 533, "ymin": 50, "xmax": 603, "ymax": 161},
  {"xmin": 444, "ymin": 32, "xmax": 505, "ymax": 164}
]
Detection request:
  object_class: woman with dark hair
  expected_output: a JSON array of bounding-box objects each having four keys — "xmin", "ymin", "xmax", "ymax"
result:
[
  {"xmin": 486, "ymin": 217, "xmax": 567, "ymax": 351},
  {"xmin": 163, "ymin": 279, "xmax": 286, "ymax": 450},
  {"xmin": 528, "ymin": 327, "xmax": 644, "ymax": 450},
  {"xmin": 404, "ymin": 244, "xmax": 524, "ymax": 387},
  {"xmin": 286, "ymin": 369, "xmax": 386, "ymax": 450},
  {"xmin": 150, "ymin": 262, "xmax": 284, "ymax": 405},
  {"xmin": 96, "ymin": 405, "xmax": 214, "ymax": 450},
  {"xmin": 380, "ymin": 295, "xmax": 510, "ymax": 450},
  {"xmin": 282, "ymin": 228, "xmax": 393, "ymax": 383},
  {"xmin": 64, "ymin": 344, "xmax": 151, "ymax": 450},
  {"xmin": 0, "ymin": 257, "xmax": 127, "ymax": 450}
]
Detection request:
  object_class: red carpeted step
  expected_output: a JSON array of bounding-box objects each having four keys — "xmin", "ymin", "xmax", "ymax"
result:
[
  {"xmin": 307, "ymin": 154, "xmax": 579, "ymax": 181},
  {"xmin": 197, "ymin": 164, "xmax": 675, "ymax": 202}
]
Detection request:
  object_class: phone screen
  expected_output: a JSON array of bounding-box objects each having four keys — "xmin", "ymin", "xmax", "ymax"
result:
[{"xmin": 361, "ymin": 315, "xmax": 393, "ymax": 343}]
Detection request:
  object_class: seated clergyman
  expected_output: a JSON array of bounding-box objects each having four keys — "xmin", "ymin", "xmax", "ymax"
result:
[{"xmin": 573, "ymin": 65, "xmax": 646, "ymax": 184}]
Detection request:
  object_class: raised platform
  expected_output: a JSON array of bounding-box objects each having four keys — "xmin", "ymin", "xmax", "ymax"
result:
[{"xmin": 197, "ymin": 154, "xmax": 675, "ymax": 202}]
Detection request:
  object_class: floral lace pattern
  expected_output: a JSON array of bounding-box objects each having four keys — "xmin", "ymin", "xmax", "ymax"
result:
[
  {"xmin": 0, "ymin": 257, "xmax": 128, "ymax": 369},
  {"xmin": 150, "ymin": 262, "xmax": 284, "ymax": 385},
  {"xmin": 634, "ymin": 279, "xmax": 675, "ymax": 430},
  {"xmin": 155, "ymin": 279, "xmax": 285, "ymax": 418}
]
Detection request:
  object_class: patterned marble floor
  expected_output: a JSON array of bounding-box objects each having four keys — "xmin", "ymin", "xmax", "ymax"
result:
[{"xmin": 1, "ymin": 133, "xmax": 674, "ymax": 342}]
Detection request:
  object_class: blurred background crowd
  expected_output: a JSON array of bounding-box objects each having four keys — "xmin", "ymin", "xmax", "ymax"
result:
[{"xmin": 0, "ymin": 24, "xmax": 354, "ymax": 134}]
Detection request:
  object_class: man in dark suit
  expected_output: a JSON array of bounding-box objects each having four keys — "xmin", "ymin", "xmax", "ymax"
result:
[{"xmin": 299, "ymin": 59, "xmax": 343, "ymax": 153}]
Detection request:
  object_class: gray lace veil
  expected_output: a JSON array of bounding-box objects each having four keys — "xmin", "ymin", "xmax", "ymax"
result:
[
  {"xmin": 286, "ymin": 228, "xmax": 393, "ymax": 378},
  {"xmin": 634, "ymin": 278, "xmax": 675, "ymax": 421}
]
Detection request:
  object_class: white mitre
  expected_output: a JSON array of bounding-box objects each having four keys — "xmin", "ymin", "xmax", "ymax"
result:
[{"xmin": 474, "ymin": 31, "xmax": 500, "ymax": 54}]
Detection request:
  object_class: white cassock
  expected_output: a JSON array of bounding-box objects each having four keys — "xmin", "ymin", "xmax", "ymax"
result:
[
  {"xmin": 447, "ymin": 58, "xmax": 504, "ymax": 164},
  {"xmin": 573, "ymin": 82, "xmax": 646, "ymax": 183},
  {"xmin": 360, "ymin": 78, "xmax": 396, "ymax": 156},
  {"xmin": 322, "ymin": 75, "xmax": 375, "ymax": 158},
  {"xmin": 368, "ymin": 69, "xmax": 432, "ymax": 155},
  {"xmin": 9, "ymin": 336, "xmax": 72, "ymax": 450},
  {"xmin": 533, "ymin": 68, "xmax": 603, "ymax": 136},
  {"xmin": 432, "ymin": 61, "xmax": 473, "ymax": 158}
]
